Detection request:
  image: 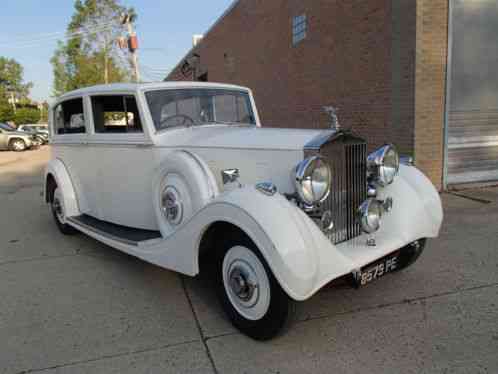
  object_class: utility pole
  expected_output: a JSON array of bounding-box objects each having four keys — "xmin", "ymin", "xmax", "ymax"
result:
[
  {"xmin": 103, "ymin": 44, "xmax": 109, "ymax": 84},
  {"xmin": 10, "ymin": 92, "xmax": 16, "ymax": 113},
  {"xmin": 122, "ymin": 14, "xmax": 140, "ymax": 83}
]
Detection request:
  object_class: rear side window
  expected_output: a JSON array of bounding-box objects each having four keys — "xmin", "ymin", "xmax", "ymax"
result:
[
  {"xmin": 54, "ymin": 98, "xmax": 86, "ymax": 135},
  {"xmin": 91, "ymin": 95, "xmax": 143, "ymax": 133}
]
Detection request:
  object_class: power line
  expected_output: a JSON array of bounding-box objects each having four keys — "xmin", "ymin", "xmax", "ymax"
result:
[
  {"xmin": 140, "ymin": 64, "xmax": 171, "ymax": 73},
  {"xmin": 0, "ymin": 21, "xmax": 126, "ymax": 49},
  {"xmin": 6, "ymin": 20, "xmax": 121, "ymax": 44},
  {"xmin": 139, "ymin": 69, "xmax": 168, "ymax": 82},
  {"xmin": 140, "ymin": 67, "xmax": 171, "ymax": 80}
]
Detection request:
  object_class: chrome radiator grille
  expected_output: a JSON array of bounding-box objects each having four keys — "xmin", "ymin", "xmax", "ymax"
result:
[{"xmin": 311, "ymin": 137, "xmax": 368, "ymax": 244}]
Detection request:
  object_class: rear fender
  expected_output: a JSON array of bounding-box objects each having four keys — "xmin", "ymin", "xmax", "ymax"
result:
[{"xmin": 44, "ymin": 159, "xmax": 80, "ymax": 218}]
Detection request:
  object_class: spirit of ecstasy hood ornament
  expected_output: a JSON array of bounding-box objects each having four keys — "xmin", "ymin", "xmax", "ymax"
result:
[{"xmin": 323, "ymin": 106, "xmax": 340, "ymax": 131}]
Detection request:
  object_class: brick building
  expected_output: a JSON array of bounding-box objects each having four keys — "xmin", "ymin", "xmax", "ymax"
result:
[{"xmin": 167, "ymin": 0, "xmax": 498, "ymax": 190}]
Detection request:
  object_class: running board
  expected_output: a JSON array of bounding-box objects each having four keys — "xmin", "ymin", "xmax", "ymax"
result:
[{"xmin": 67, "ymin": 215, "xmax": 162, "ymax": 246}]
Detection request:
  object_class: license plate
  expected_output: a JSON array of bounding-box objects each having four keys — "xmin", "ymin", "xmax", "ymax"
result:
[{"xmin": 355, "ymin": 252, "xmax": 400, "ymax": 287}]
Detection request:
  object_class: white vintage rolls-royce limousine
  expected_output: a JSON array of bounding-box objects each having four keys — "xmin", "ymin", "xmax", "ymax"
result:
[{"xmin": 44, "ymin": 82, "xmax": 443, "ymax": 340}]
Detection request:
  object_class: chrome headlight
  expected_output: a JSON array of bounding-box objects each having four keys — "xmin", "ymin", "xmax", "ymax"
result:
[
  {"xmin": 295, "ymin": 156, "xmax": 332, "ymax": 206},
  {"xmin": 367, "ymin": 145, "xmax": 400, "ymax": 186},
  {"xmin": 358, "ymin": 199, "xmax": 382, "ymax": 234}
]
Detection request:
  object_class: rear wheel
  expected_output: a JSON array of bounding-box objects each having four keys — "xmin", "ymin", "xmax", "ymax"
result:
[
  {"xmin": 51, "ymin": 187, "xmax": 78, "ymax": 235},
  {"xmin": 32, "ymin": 136, "xmax": 44, "ymax": 147},
  {"xmin": 9, "ymin": 138, "xmax": 26, "ymax": 152},
  {"xmin": 214, "ymin": 233, "xmax": 293, "ymax": 341}
]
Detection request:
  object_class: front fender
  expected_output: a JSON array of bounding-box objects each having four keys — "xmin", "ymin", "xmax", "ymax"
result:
[
  {"xmin": 100, "ymin": 165, "xmax": 443, "ymax": 302},
  {"xmin": 185, "ymin": 186, "xmax": 354, "ymax": 301},
  {"xmin": 378, "ymin": 164, "xmax": 443, "ymax": 241},
  {"xmin": 188, "ymin": 165, "xmax": 443, "ymax": 301}
]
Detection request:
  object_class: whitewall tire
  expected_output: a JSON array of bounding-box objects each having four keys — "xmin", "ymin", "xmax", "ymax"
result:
[
  {"xmin": 215, "ymin": 232, "xmax": 293, "ymax": 340},
  {"xmin": 222, "ymin": 245, "xmax": 271, "ymax": 321}
]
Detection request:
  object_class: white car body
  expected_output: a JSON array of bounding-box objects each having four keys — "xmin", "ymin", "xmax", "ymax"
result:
[{"xmin": 44, "ymin": 82, "xmax": 443, "ymax": 303}]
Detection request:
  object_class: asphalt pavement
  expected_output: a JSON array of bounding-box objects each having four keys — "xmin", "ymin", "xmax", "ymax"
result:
[{"xmin": 1, "ymin": 147, "xmax": 497, "ymax": 373}]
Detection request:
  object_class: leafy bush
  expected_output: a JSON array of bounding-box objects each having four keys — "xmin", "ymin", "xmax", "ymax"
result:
[
  {"xmin": 0, "ymin": 101, "xmax": 15, "ymax": 123},
  {"xmin": 13, "ymin": 107, "xmax": 41, "ymax": 125}
]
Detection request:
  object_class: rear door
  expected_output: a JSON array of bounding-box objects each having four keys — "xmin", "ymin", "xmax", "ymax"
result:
[
  {"xmin": 88, "ymin": 93, "xmax": 157, "ymax": 230},
  {"xmin": 51, "ymin": 97, "xmax": 99, "ymax": 216}
]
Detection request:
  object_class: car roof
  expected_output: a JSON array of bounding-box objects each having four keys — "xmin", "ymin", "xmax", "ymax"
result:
[{"xmin": 57, "ymin": 82, "xmax": 251, "ymax": 102}]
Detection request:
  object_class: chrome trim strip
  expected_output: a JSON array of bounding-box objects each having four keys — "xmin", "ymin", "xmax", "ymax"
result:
[
  {"xmin": 67, "ymin": 217, "xmax": 139, "ymax": 247},
  {"xmin": 51, "ymin": 142, "xmax": 154, "ymax": 148},
  {"xmin": 304, "ymin": 130, "xmax": 339, "ymax": 151},
  {"xmin": 155, "ymin": 145, "xmax": 301, "ymax": 152}
]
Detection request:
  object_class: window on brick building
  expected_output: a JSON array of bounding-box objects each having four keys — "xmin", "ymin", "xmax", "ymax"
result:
[{"xmin": 292, "ymin": 14, "xmax": 307, "ymax": 45}]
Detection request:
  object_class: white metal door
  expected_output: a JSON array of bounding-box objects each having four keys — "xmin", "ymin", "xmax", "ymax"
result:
[{"xmin": 445, "ymin": 0, "xmax": 498, "ymax": 185}]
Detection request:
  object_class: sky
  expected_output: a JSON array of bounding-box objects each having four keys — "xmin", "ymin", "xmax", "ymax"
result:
[{"xmin": 0, "ymin": 0, "xmax": 234, "ymax": 102}]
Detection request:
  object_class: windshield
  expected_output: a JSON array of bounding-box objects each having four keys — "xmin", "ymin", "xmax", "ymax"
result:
[{"xmin": 145, "ymin": 89, "xmax": 256, "ymax": 131}]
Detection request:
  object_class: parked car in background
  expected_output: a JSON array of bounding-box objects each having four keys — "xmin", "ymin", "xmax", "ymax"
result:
[
  {"xmin": 44, "ymin": 82, "xmax": 443, "ymax": 340},
  {"xmin": 0, "ymin": 122, "xmax": 39, "ymax": 151},
  {"xmin": 17, "ymin": 124, "xmax": 49, "ymax": 144}
]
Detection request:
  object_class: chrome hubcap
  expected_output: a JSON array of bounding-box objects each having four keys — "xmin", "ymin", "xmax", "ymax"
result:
[
  {"xmin": 53, "ymin": 199, "xmax": 62, "ymax": 216},
  {"xmin": 52, "ymin": 189, "xmax": 65, "ymax": 223},
  {"xmin": 229, "ymin": 267, "xmax": 258, "ymax": 303},
  {"xmin": 13, "ymin": 141, "xmax": 24, "ymax": 151},
  {"xmin": 222, "ymin": 246, "xmax": 271, "ymax": 321}
]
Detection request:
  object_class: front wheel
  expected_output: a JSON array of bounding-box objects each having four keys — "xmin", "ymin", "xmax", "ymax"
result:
[
  {"xmin": 215, "ymin": 234, "xmax": 293, "ymax": 341},
  {"xmin": 9, "ymin": 138, "xmax": 26, "ymax": 152},
  {"xmin": 395, "ymin": 239, "xmax": 427, "ymax": 271}
]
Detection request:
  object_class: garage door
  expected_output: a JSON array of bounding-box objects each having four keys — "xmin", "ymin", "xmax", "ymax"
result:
[{"xmin": 446, "ymin": 0, "xmax": 498, "ymax": 185}]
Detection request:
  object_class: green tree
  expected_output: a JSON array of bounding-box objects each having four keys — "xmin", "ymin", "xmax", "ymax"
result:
[
  {"xmin": 51, "ymin": 0, "xmax": 136, "ymax": 96},
  {"xmin": 0, "ymin": 57, "xmax": 33, "ymax": 104},
  {"xmin": 39, "ymin": 102, "xmax": 49, "ymax": 123},
  {"xmin": 13, "ymin": 107, "xmax": 41, "ymax": 126},
  {"xmin": 0, "ymin": 99, "xmax": 15, "ymax": 123}
]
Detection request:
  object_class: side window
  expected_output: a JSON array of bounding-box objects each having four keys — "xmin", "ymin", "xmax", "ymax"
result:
[
  {"xmin": 54, "ymin": 98, "xmax": 86, "ymax": 135},
  {"xmin": 214, "ymin": 94, "xmax": 253, "ymax": 123},
  {"xmin": 91, "ymin": 95, "xmax": 143, "ymax": 133}
]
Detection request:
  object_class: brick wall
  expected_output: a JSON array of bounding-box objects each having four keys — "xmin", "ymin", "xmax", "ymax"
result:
[
  {"xmin": 391, "ymin": 0, "xmax": 417, "ymax": 156},
  {"xmin": 414, "ymin": 0, "xmax": 448, "ymax": 190},
  {"xmin": 168, "ymin": 0, "xmax": 393, "ymax": 151},
  {"xmin": 167, "ymin": 0, "xmax": 449, "ymax": 189}
]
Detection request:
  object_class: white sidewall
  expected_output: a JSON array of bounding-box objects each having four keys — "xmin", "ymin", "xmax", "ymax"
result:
[{"xmin": 222, "ymin": 245, "xmax": 271, "ymax": 321}]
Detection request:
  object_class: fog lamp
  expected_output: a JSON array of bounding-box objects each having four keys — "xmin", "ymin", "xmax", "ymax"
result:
[
  {"xmin": 367, "ymin": 145, "xmax": 400, "ymax": 186},
  {"xmin": 358, "ymin": 199, "xmax": 383, "ymax": 234}
]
